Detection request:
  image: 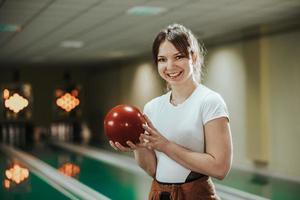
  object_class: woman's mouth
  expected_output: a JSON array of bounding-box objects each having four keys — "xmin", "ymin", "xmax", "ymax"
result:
[{"xmin": 166, "ymin": 71, "xmax": 183, "ymax": 80}]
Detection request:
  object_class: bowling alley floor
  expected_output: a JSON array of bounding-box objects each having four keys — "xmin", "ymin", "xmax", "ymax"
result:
[
  {"xmin": 1, "ymin": 141, "xmax": 299, "ymax": 200},
  {"xmin": 213, "ymin": 168, "xmax": 300, "ymax": 200}
]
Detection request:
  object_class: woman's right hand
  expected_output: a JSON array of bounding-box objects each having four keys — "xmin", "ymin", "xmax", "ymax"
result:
[{"xmin": 109, "ymin": 135, "xmax": 147, "ymax": 152}]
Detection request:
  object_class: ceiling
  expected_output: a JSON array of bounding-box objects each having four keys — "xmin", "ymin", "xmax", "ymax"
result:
[{"xmin": 0, "ymin": 0, "xmax": 299, "ymax": 65}]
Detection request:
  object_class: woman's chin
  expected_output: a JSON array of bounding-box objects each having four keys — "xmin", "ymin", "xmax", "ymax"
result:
[
  {"xmin": 166, "ymin": 77, "xmax": 196, "ymax": 88},
  {"xmin": 167, "ymin": 80, "xmax": 184, "ymax": 87}
]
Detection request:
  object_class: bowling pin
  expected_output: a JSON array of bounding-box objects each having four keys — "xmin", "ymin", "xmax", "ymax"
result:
[
  {"xmin": 9, "ymin": 124, "xmax": 14, "ymax": 145},
  {"xmin": 65, "ymin": 123, "xmax": 69, "ymax": 141},
  {"xmin": 58, "ymin": 123, "xmax": 63, "ymax": 141},
  {"xmin": 2, "ymin": 124, "xmax": 7, "ymax": 143},
  {"xmin": 70, "ymin": 124, "xmax": 73, "ymax": 142},
  {"xmin": 20, "ymin": 125, "xmax": 25, "ymax": 146},
  {"xmin": 15, "ymin": 125, "xmax": 20, "ymax": 146}
]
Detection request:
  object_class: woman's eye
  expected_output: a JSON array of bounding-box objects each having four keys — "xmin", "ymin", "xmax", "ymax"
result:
[
  {"xmin": 158, "ymin": 58, "xmax": 166, "ymax": 62},
  {"xmin": 175, "ymin": 55, "xmax": 183, "ymax": 60}
]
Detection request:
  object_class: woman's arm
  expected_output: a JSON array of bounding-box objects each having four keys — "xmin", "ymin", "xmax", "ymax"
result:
[
  {"xmin": 110, "ymin": 140, "xmax": 157, "ymax": 178},
  {"xmin": 141, "ymin": 116, "xmax": 232, "ymax": 180},
  {"xmin": 133, "ymin": 148, "xmax": 157, "ymax": 178}
]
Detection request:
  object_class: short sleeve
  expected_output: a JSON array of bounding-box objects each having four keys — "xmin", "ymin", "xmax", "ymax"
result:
[
  {"xmin": 202, "ymin": 93, "xmax": 229, "ymax": 125},
  {"xmin": 143, "ymin": 101, "xmax": 151, "ymax": 116},
  {"xmin": 143, "ymin": 99, "xmax": 155, "ymax": 119}
]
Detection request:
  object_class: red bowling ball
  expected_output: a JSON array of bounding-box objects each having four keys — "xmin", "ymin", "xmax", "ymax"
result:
[{"xmin": 104, "ymin": 104, "xmax": 145, "ymax": 147}]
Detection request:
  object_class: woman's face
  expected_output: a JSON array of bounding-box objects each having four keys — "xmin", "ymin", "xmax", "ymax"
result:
[{"xmin": 157, "ymin": 40, "xmax": 194, "ymax": 87}]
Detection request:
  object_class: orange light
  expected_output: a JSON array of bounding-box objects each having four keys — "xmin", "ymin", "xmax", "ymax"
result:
[
  {"xmin": 71, "ymin": 89, "xmax": 78, "ymax": 97},
  {"xmin": 55, "ymin": 89, "xmax": 64, "ymax": 97},
  {"xmin": 4, "ymin": 93, "xmax": 29, "ymax": 113},
  {"xmin": 5, "ymin": 164, "xmax": 29, "ymax": 184},
  {"xmin": 56, "ymin": 92, "xmax": 80, "ymax": 112},
  {"xmin": 58, "ymin": 162, "xmax": 80, "ymax": 177},
  {"xmin": 3, "ymin": 89, "xmax": 10, "ymax": 99},
  {"xmin": 3, "ymin": 179, "xmax": 10, "ymax": 189}
]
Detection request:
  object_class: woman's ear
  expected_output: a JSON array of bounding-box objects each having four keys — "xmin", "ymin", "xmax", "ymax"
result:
[{"xmin": 191, "ymin": 52, "xmax": 197, "ymax": 65}]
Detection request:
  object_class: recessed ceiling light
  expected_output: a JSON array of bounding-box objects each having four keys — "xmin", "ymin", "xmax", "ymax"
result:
[
  {"xmin": 0, "ymin": 24, "xmax": 21, "ymax": 32},
  {"xmin": 127, "ymin": 6, "xmax": 166, "ymax": 16},
  {"xmin": 60, "ymin": 41, "xmax": 84, "ymax": 48}
]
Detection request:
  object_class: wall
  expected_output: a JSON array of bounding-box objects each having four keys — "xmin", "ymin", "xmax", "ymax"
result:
[
  {"xmin": 205, "ymin": 29, "xmax": 300, "ymax": 180},
  {"xmin": 268, "ymin": 30, "xmax": 300, "ymax": 179},
  {"xmin": 0, "ymin": 66, "xmax": 89, "ymax": 126},
  {"xmin": 119, "ymin": 60, "xmax": 164, "ymax": 110}
]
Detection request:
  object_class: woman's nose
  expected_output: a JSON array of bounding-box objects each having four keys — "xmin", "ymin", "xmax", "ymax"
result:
[{"xmin": 166, "ymin": 59, "xmax": 174, "ymax": 70}]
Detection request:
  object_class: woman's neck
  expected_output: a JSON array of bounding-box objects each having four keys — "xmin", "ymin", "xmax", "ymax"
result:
[{"xmin": 170, "ymin": 80, "xmax": 199, "ymax": 105}]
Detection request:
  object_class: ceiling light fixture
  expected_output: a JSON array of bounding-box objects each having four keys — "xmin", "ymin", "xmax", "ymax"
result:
[
  {"xmin": 0, "ymin": 24, "xmax": 21, "ymax": 32},
  {"xmin": 60, "ymin": 41, "xmax": 84, "ymax": 48},
  {"xmin": 127, "ymin": 6, "xmax": 166, "ymax": 16}
]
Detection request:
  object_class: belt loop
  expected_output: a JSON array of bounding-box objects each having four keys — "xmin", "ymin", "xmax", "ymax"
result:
[{"xmin": 171, "ymin": 184, "xmax": 183, "ymax": 200}]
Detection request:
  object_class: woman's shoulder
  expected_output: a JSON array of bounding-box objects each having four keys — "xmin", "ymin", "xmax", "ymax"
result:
[
  {"xmin": 144, "ymin": 92, "xmax": 169, "ymax": 108},
  {"xmin": 197, "ymin": 85, "xmax": 229, "ymax": 123},
  {"xmin": 198, "ymin": 84, "xmax": 226, "ymax": 105}
]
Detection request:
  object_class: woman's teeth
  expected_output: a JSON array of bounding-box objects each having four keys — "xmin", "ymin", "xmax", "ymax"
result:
[{"xmin": 167, "ymin": 71, "xmax": 182, "ymax": 78}]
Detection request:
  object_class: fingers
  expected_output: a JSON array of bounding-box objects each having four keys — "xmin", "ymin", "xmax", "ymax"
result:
[
  {"xmin": 140, "ymin": 134, "xmax": 155, "ymax": 150},
  {"xmin": 143, "ymin": 113, "xmax": 150, "ymax": 121},
  {"xmin": 126, "ymin": 141, "xmax": 137, "ymax": 149},
  {"xmin": 142, "ymin": 124, "xmax": 156, "ymax": 135},
  {"xmin": 110, "ymin": 135, "xmax": 153, "ymax": 152},
  {"xmin": 110, "ymin": 140, "xmax": 133, "ymax": 152},
  {"xmin": 109, "ymin": 140, "xmax": 118, "ymax": 151},
  {"xmin": 139, "ymin": 135, "xmax": 144, "ymax": 142},
  {"xmin": 143, "ymin": 114, "xmax": 155, "ymax": 129},
  {"xmin": 140, "ymin": 133, "xmax": 152, "ymax": 142},
  {"xmin": 139, "ymin": 134, "xmax": 148, "ymax": 143},
  {"xmin": 140, "ymin": 134, "xmax": 153, "ymax": 150},
  {"xmin": 115, "ymin": 142, "xmax": 132, "ymax": 151}
]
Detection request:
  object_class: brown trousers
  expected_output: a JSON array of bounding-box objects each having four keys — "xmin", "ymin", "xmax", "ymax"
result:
[{"xmin": 148, "ymin": 176, "xmax": 220, "ymax": 200}]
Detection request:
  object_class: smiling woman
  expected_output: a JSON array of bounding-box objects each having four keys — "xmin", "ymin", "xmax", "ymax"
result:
[
  {"xmin": 152, "ymin": 24, "xmax": 205, "ymax": 93},
  {"xmin": 109, "ymin": 24, "xmax": 233, "ymax": 200}
]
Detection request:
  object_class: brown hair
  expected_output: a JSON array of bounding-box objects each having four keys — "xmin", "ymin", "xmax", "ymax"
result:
[{"xmin": 152, "ymin": 24, "xmax": 205, "ymax": 83}]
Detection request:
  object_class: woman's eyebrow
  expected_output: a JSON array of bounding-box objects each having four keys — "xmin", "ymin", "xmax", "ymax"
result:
[{"xmin": 158, "ymin": 52, "xmax": 181, "ymax": 57}]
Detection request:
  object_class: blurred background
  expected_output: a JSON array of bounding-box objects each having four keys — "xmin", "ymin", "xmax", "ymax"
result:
[{"xmin": 0, "ymin": 0, "xmax": 299, "ymax": 199}]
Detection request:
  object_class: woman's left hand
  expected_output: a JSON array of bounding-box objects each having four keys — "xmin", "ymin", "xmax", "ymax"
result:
[{"xmin": 141, "ymin": 114, "xmax": 170, "ymax": 152}]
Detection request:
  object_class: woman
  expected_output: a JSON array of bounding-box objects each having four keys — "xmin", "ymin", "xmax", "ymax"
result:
[{"xmin": 110, "ymin": 24, "xmax": 232, "ymax": 200}]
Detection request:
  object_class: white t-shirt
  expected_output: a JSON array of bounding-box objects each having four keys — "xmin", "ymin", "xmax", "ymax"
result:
[{"xmin": 143, "ymin": 84, "xmax": 229, "ymax": 183}]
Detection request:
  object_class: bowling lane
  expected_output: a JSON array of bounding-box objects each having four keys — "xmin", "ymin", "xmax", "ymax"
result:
[
  {"xmin": 51, "ymin": 142, "xmax": 273, "ymax": 200},
  {"xmin": 19, "ymin": 142, "xmax": 151, "ymax": 200},
  {"xmin": 214, "ymin": 168, "xmax": 300, "ymax": 200},
  {"xmin": 0, "ymin": 153, "xmax": 72, "ymax": 200},
  {"xmin": 72, "ymin": 141, "xmax": 298, "ymax": 200}
]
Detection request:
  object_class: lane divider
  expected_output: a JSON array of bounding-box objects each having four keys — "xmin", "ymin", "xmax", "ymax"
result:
[
  {"xmin": 0, "ymin": 143, "xmax": 110, "ymax": 200},
  {"xmin": 53, "ymin": 141, "xmax": 150, "ymax": 178},
  {"xmin": 215, "ymin": 184, "xmax": 270, "ymax": 200}
]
